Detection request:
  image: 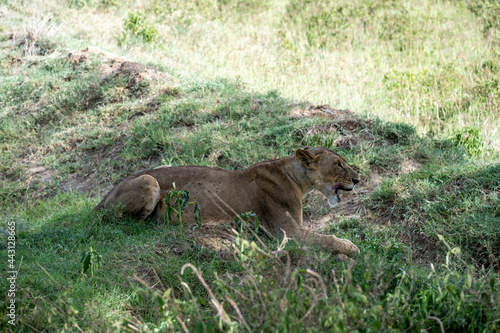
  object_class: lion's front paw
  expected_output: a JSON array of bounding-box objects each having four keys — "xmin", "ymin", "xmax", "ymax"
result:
[
  {"xmin": 342, "ymin": 239, "xmax": 360, "ymax": 256},
  {"xmin": 336, "ymin": 253, "xmax": 349, "ymax": 261}
]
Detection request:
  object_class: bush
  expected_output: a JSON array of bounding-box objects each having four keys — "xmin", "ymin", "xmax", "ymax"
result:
[
  {"xmin": 452, "ymin": 127, "xmax": 484, "ymax": 156},
  {"xmin": 118, "ymin": 11, "xmax": 158, "ymax": 45}
]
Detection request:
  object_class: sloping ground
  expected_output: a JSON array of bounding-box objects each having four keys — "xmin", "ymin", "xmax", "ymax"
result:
[
  {"xmin": 1, "ymin": 42, "xmax": 496, "ymax": 267},
  {"xmin": 3, "ymin": 47, "xmax": 396, "ymax": 224},
  {"xmin": 1, "ymin": 44, "xmax": 178, "ymax": 205},
  {"xmin": 34, "ymin": 46, "xmax": 173, "ymax": 195},
  {"xmin": 1, "ymin": 36, "xmax": 499, "ymax": 331}
]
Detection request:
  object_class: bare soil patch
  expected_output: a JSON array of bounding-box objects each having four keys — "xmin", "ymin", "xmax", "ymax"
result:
[
  {"xmin": 400, "ymin": 158, "xmax": 423, "ymax": 175},
  {"xmin": 191, "ymin": 225, "xmax": 235, "ymax": 260},
  {"xmin": 400, "ymin": 230, "xmax": 441, "ymax": 264},
  {"xmin": 153, "ymin": 225, "xmax": 235, "ymax": 261},
  {"xmin": 27, "ymin": 164, "xmax": 53, "ymax": 184},
  {"xmin": 123, "ymin": 262, "xmax": 165, "ymax": 291},
  {"xmin": 291, "ymin": 104, "xmax": 355, "ymax": 120},
  {"xmin": 66, "ymin": 46, "xmax": 173, "ymax": 91},
  {"xmin": 61, "ymin": 172, "xmax": 99, "ymax": 194}
]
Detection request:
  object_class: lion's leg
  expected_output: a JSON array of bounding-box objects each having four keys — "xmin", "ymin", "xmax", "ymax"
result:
[
  {"xmin": 263, "ymin": 210, "xmax": 359, "ymax": 256},
  {"xmin": 283, "ymin": 223, "xmax": 359, "ymax": 256},
  {"xmin": 148, "ymin": 194, "xmax": 165, "ymax": 221},
  {"xmin": 100, "ymin": 174, "xmax": 162, "ymax": 220},
  {"xmin": 304, "ymin": 228, "xmax": 359, "ymax": 256}
]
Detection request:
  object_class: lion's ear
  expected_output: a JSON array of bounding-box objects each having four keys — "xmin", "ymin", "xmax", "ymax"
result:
[{"xmin": 296, "ymin": 149, "xmax": 318, "ymax": 170}]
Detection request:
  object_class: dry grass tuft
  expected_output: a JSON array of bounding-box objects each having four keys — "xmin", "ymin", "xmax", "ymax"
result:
[{"xmin": 19, "ymin": 14, "xmax": 63, "ymax": 56}]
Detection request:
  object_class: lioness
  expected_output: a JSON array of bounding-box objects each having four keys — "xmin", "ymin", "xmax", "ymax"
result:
[{"xmin": 96, "ymin": 147, "xmax": 360, "ymax": 256}]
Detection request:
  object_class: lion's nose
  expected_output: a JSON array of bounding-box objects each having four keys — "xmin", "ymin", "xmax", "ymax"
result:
[{"xmin": 352, "ymin": 178, "xmax": 359, "ymax": 184}]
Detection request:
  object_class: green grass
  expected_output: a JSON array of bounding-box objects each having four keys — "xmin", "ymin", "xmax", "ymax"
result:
[
  {"xmin": 0, "ymin": 0, "xmax": 499, "ymax": 331},
  {"xmin": 4, "ymin": 0, "xmax": 498, "ymax": 150},
  {"xmin": 2, "ymin": 192, "xmax": 499, "ymax": 331},
  {"xmin": 368, "ymin": 162, "xmax": 500, "ymax": 268},
  {"xmin": 0, "ymin": 193, "xmax": 237, "ymax": 330}
]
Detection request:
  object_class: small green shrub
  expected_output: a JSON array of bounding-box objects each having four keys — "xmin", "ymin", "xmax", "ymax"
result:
[
  {"xmin": 452, "ymin": 127, "xmax": 484, "ymax": 156},
  {"xmin": 164, "ymin": 183, "xmax": 201, "ymax": 235},
  {"xmin": 304, "ymin": 133, "xmax": 336, "ymax": 150},
  {"xmin": 118, "ymin": 11, "xmax": 158, "ymax": 45},
  {"xmin": 234, "ymin": 211, "xmax": 263, "ymax": 239},
  {"xmin": 80, "ymin": 246, "xmax": 102, "ymax": 275}
]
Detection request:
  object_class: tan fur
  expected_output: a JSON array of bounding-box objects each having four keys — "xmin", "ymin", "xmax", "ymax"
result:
[{"xmin": 96, "ymin": 147, "xmax": 360, "ymax": 256}]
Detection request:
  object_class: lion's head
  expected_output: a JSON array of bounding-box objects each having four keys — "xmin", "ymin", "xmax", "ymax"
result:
[{"xmin": 296, "ymin": 147, "xmax": 360, "ymax": 207}]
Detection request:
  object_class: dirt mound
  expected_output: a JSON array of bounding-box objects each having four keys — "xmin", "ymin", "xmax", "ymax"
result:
[
  {"xmin": 66, "ymin": 46, "xmax": 171, "ymax": 87},
  {"xmin": 335, "ymin": 118, "xmax": 369, "ymax": 133},
  {"xmin": 291, "ymin": 104, "xmax": 355, "ymax": 120},
  {"xmin": 66, "ymin": 46, "xmax": 124, "ymax": 67},
  {"xmin": 294, "ymin": 104, "xmax": 371, "ymax": 150}
]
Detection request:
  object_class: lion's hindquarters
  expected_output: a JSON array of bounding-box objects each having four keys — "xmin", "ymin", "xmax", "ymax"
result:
[{"xmin": 101, "ymin": 174, "xmax": 162, "ymax": 220}]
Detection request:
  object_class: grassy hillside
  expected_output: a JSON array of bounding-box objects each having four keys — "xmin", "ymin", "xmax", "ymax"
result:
[{"xmin": 0, "ymin": 0, "xmax": 499, "ymax": 332}]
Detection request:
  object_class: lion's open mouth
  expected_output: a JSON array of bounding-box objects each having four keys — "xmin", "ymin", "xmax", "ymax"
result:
[{"xmin": 333, "ymin": 183, "xmax": 355, "ymax": 202}]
